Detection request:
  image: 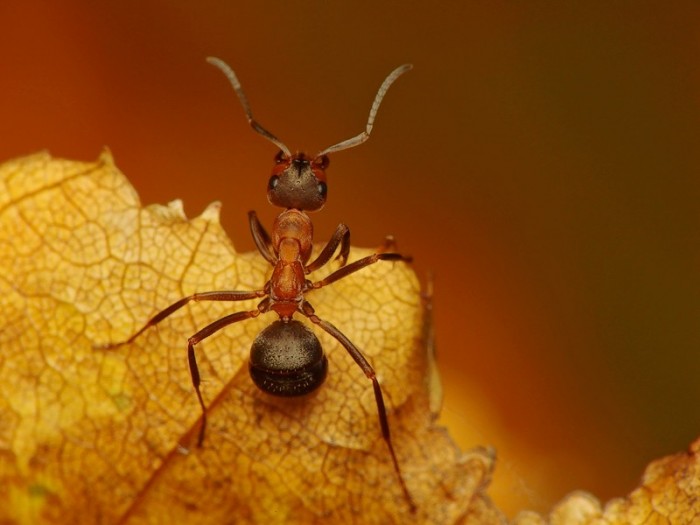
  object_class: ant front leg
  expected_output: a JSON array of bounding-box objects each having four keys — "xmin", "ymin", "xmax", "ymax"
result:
[
  {"xmin": 186, "ymin": 308, "xmax": 262, "ymax": 446},
  {"xmin": 305, "ymin": 223, "xmax": 351, "ymax": 273},
  {"xmin": 99, "ymin": 289, "xmax": 265, "ymax": 348},
  {"xmin": 248, "ymin": 210, "xmax": 277, "ymax": 265},
  {"xmin": 300, "ymin": 302, "xmax": 416, "ymax": 512}
]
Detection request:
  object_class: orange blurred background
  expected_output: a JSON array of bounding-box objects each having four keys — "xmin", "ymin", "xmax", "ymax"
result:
[{"xmin": 1, "ymin": 1, "xmax": 698, "ymax": 517}]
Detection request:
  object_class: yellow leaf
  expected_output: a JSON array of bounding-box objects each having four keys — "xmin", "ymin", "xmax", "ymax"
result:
[
  {"xmin": 7, "ymin": 151, "xmax": 699, "ymax": 524},
  {"xmin": 547, "ymin": 438, "xmax": 700, "ymax": 525},
  {"xmin": 0, "ymin": 151, "xmax": 499, "ymax": 524}
]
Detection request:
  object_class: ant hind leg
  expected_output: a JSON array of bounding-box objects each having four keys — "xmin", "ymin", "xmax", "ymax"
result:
[
  {"xmin": 186, "ymin": 309, "xmax": 261, "ymax": 446},
  {"xmin": 299, "ymin": 302, "xmax": 416, "ymax": 512},
  {"xmin": 96, "ymin": 289, "xmax": 265, "ymax": 349}
]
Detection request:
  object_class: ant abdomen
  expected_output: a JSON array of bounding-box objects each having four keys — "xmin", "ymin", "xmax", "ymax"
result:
[{"xmin": 249, "ymin": 320, "xmax": 328, "ymax": 397}]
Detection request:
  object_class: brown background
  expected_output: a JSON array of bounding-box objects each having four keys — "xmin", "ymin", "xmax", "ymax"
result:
[{"xmin": 1, "ymin": 1, "xmax": 698, "ymax": 517}]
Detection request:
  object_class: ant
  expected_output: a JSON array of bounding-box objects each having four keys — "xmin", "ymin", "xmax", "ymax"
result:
[{"xmin": 107, "ymin": 58, "xmax": 414, "ymax": 510}]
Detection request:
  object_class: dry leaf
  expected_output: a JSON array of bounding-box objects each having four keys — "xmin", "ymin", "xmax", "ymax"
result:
[
  {"xmin": 4, "ymin": 151, "xmax": 698, "ymax": 525},
  {"xmin": 513, "ymin": 437, "xmax": 700, "ymax": 524},
  {"xmin": 0, "ymin": 151, "xmax": 499, "ymax": 524},
  {"xmin": 569, "ymin": 437, "xmax": 700, "ymax": 524}
]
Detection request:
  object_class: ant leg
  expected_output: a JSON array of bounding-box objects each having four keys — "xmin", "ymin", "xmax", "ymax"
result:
[
  {"xmin": 310, "ymin": 251, "xmax": 412, "ymax": 290},
  {"xmin": 188, "ymin": 308, "xmax": 261, "ymax": 446},
  {"xmin": 100, "ymin": 289, "xmax": 265, "ymax": 348},
  {"xmin": 300, "ymin": 304, "xmax": 416, "ymax": 512},
  {"xmin": 305, "ymin": 223, "xmax": 350, "ymax": 273},
  {"xmin": 249, "ymin": 210, "xmax": 276, "ymax": 265}
]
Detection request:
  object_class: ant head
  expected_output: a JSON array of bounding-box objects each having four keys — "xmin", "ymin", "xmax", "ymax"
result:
[
  {"xmin": 206, "ymin": 57, "xmax": 412, "ymax": 211},
  {"xmin": 267, "ymin": 151, "xmax": 329, "ymax": 211}
]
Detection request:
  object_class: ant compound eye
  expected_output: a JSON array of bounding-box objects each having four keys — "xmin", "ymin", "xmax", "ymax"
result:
[
  {"xmin": 274, "ymin": 150, "xmax": 287, "ymax": 164},
  {"xmin": 317, "ymin": 181, "xmax": 327, "ymax": 198},
  {"xmin": 268, "ymin": 175, "xmax": 279, "ymax": 191}
]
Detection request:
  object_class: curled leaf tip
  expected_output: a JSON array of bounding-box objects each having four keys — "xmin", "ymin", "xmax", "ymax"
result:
[
  {"xmin": 166, "ymin": 199, "xmax": 186, "ymax": 218},
  {"xmin": 98, "ymin": 147, "xmax": 115, "ymax": 163},
  {"xmin": 145, "ymin": 199, "xmax": 187, "ymax": 222},
  {"xmin": 201, "ymin": 200, "xmax": 222, "ymax": 222}
]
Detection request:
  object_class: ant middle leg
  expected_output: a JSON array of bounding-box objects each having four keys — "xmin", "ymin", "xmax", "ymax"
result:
[
  {"xmin": 99, "ymin": 289, "xmax": 265, "ymax": 348},
  {"xmin": 309, "ymin": 251, "xmax": 412, "ymax": 290},
  {"xmin": 187, "ymin": 308, "xmax": 261, "ymax": 446},
  {"xmin": 300, "ymin": 302, "xmax": 415, "ymax": 512}
]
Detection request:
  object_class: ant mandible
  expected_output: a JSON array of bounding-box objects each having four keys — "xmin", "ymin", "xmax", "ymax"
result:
[{"xmin": 109, "ymin": 58, "xmax": 414, "ymax": 509}]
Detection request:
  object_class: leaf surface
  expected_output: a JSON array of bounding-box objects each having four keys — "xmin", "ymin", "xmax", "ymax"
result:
[
  {"xmin": 3, "ymin": 151, "xmax": 699, "ymax": 524},
  {"xmin": 514, "ymin": 438, "xmax": 700, "ymax": 525},
  {"xmin": 0, "ymin": 152, "xmax": 497, "ymax": 524}
]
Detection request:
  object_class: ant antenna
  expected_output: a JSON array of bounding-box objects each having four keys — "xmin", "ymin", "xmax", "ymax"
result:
[
  {"xmin": 206, "ymin": 56, "xmax": 292, "ymax": 158},
  {"xmin": 316, "ymin": 64, "xmax": 413, "ymax": 157}
]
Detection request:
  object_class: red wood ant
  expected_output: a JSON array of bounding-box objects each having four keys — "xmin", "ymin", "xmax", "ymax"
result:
[{"xmin": 108, "ymin": 58, "xmax": 414, "ymax": 509}]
